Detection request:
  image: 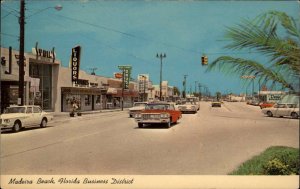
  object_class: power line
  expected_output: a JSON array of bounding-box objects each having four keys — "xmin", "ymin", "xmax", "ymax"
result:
[
  {"xmin": 0, "ymin": 32, "xmax": 19, "ymax": 39},
  {"xmin": 53, "ymin": 13, "xmax": 260, "ymax": 57}
]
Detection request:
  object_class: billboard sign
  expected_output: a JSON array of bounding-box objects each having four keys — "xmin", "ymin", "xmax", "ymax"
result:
[
  {"xmin": 114, "ymin": 72, "xmax": 123, "ymax": 79},
  {"xmin": 71, "ymin": 46, "xmax": 81, "ymax": 83}
]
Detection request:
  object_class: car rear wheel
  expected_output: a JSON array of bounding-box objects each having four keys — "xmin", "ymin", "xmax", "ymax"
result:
[
  {"xmin": 267, "ymin": 111, "xmax": 273, "ymax": 117},
  {"xmin": 138, "ymin": 123, "xmax": 143, "ymax": 128},
  {"xmin": 12, "ymin": 121, "xmax": 21, "ymax": 132},
  {"xmin": 291, "ymin": 112, "xmax": 298, "ymax": 119},
  {"xmin": 40, "ymin": 118, "xmax": 47, "ymax": 128}
]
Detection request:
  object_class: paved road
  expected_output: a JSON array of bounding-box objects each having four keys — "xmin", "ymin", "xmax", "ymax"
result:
[{"xmin": 1, "ymin": 102, "xmax": 298, "ymax": 175}]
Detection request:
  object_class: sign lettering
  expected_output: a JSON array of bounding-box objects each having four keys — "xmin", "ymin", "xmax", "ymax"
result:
[
  {"xmin": 118, "ymin": 65, "xmax": 132, "ymax": 90},
  {"xmin": 71, "ymin": 46, "xmax": 81, "ymax": 83}
]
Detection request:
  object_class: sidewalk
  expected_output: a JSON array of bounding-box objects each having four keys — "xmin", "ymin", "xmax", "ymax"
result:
[{"xmin": 48, "ymin": 108, "xmax": 129, "ymax": 123}]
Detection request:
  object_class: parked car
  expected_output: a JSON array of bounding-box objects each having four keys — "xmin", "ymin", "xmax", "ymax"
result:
[
  {"xmin": 128, "ymin": 102, "xmax": 148, "ymax": 117},
  {"xmin": 0, "ymin": 105, "xmax": 53, "ymax": 132},
  {"xmin": 261, "ymin": 103, "xmax": 299, "ymax": 119},
  {"xmin": 177, "ymin": 97, "xmax": 200, "ymax": 113},
  {"xmin": 211, "ymin": 99, "xmax": 221, "ymax": 107},
  {"xmin": 250, "ymin": 99, "xmax": 261, "ymax": 106},
  {"xmin": 260, "ymin": 102, "xmax": 275, "ymax": 109},
  {"xmin": 135, "ymin": 102, "xmax": 182, "ymax": 128}
]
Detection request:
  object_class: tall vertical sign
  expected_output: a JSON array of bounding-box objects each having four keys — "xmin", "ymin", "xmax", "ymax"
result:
[
  {"xmin": 118, "ymin": 65, "xmax": 132, "ymax": 111},
  {"xmin": 118, "ymin": 65, "xmax": 132, "ymax": 89},
  {"xmin": 71, "ymin": 46, "xmax": 81, "ymax": 84}
]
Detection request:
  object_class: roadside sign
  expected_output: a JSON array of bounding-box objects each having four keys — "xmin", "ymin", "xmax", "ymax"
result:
[{"xmin": 118, "ymin": 65, "xmax": 132, "ymax": 89}]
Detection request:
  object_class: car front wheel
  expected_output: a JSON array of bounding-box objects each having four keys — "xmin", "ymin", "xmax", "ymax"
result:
[
  {"xmin": 267, "ymin": 111, "xmax": 273, "ymax": 117},
  {"xmin": 40, "ymin": 118, "xmax": 47, "ymax": 128},
  {"xmin": 13, "ymin": 121, "xmax": 21, "ymax": 132},
  {"xmin": 138, "ymin": 123, "xmax": 143, "ymax": 128},
  {"xmin": 291, "ymin": 112, "xmax": 298, "ymax": 119}
]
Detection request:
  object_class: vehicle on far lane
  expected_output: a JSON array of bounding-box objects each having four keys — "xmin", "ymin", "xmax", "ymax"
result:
[
  {"xmin": 211, "ymin": 99, "xmax": 222, "ymax": 107},
  {"xmin": 128, "ymin": 102, "xmax": 148, "ymax": 118},
  {"xmin": 260, "ymin": 102, "xmax": 275, "ymax": 109},
  {"xmin": 0, "ymin": 105, "xmax": 53, "ymax": 132},
  {"xmin": 262, "ymin": 103, "xmax": 299, "ymax": 119},
  {"xmin": 177, "ymin": 97, "xmax": 200, "ymax": 113},
  {"xmin": 135, "ymin": 102, "xmax": 182, "ymax": 128}
]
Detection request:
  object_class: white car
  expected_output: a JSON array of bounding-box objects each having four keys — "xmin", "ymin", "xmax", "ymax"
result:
[
  {"xmin": 128, "ymin": 102, "xmax": 148, "ymax": 117},
  {"xmin": 177, "ymin": 97, "xmax": 200, "ymax": 113},
  {"xmin": 0, "ymin": 105, "xmax": 54, "ymax": 132},
  {"xmin": 177, "ymin": 101, "xmax": 199, "ymax": 113},
  {"xmin": 262, "ymin": 103, "xmax": 299, "ymax": 119}
]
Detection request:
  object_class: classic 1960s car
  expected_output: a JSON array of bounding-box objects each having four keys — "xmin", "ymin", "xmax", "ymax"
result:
[
  {"xmin": 177, "ymin": 97, "xmax": 200, "ymax": 114},
  {"xmin": 128, "ymin": 102, "xmax": 148, "ymax": 117},
  {"xmin": 0, "ymin": 105, "xmax": 53, "ymax": 132},
  {"xmin": 135, "ymin": 102, "xmax": 182, "ymax": 128},
  {"xmin": 261, "ymin": 103, "xmax": 299, "ymax": 119}
]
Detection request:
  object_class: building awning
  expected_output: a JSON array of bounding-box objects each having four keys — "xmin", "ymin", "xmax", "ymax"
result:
[
  {"xmin": 107, "ymin": 88, "xmax": 139, "ymax": 97},
  {"xmin": 107, "ymin": 87, "xmax": 118, "ymax": 94},
  {"xmin": 61, "ymin": 87, "xmax": 107, "ymax": 95}
]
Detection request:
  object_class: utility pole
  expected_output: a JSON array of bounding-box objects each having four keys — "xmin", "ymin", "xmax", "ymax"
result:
[
  {"xmin": 18, "ymin": 0, "xmax": 25, "ymax": 105},
  {"xmin": 241, "ymin": 75, "xmax": 256, "ymax": 98},
  {"xmin": 156, "ymin": 53, "xmax": 166, "ymax": 101},
  {"xmin": 198, "ymin": 83, "xmax": 202, "ymax": 100},
  {"xmin": 194, "ymin": 81, "xmax": 198, "ymax": 94},
  {"xmin": 121, "ymin": 69, "xmax": 124, "ymax": 111},
  {"xmin": 183, "ymin": 74, "xmax": 187, "ymax": 98}
]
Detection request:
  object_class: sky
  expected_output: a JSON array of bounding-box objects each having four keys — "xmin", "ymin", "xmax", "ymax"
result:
[{"xmin": 1, "ymin": 0, "xmax": 299, "ymax": 95}]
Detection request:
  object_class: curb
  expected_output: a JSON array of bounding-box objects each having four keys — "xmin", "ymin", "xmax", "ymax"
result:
[{"xmin": 51, "ymin": 108, "xmax": 129, "ymax": 118}]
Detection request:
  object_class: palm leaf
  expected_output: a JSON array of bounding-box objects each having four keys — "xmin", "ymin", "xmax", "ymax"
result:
[{"xmin": 206, "ymin": 56, "xmax": 293, "ymax": 90}]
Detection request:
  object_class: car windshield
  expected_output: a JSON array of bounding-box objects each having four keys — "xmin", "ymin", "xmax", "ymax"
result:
[
  {"xmin": 4, "ymin": 107, "xmax": 26, "ymax": 113},
  {"xmin": 182, "ymin": 101, "xmax": 196, "ymax": 105},
  {"xmin": 145, "ymin": 104, "xmax": 170, "ymax": 110},
  {"xmin": 134, "ymin": 103, "xmax": 146, "ymax": 107}
]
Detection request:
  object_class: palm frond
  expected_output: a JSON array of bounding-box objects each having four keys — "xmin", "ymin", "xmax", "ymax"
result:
[{"xmin": 206, "ymin": 56, "xmax": 293, "ymax": 90}]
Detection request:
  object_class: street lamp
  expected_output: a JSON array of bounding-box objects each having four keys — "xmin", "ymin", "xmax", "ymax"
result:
[
  {"xmin": 194, "ymin": 81, "xmax": 198, "ymax": 94},
  {"xmin": 156, "ymin": 53, "xmax": 166, "ymax": 101},
  {"xmin": 18, "ymin": 1, "xmax": 62, "ymax": 105},
  {"xmin": 183, "ymin": 74, "xmax": 188, "ymax": 98}
]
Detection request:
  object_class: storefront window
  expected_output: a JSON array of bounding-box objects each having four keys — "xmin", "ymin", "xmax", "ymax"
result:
[
  {"xmin": 96, "ymin": 95, "xmax": 101, "ymax": 105},
  {"xmin": 85, "ymin": 95, "xmax": 90, "ymax": 106},
  {"xmin": 65, "ymin": 94, "xmax": 81, "ymax": 111},
  {"xmin": 29, "ymin": 63, "xmax": 52, "ymax": 110}
]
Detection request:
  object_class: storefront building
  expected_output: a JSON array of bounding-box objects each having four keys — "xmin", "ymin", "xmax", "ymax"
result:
[
  {"xmin": 0, "ymin": 46, "xmax": 60, "ymax": 113},
  {"xmin": 58, "ymin": 67, "xmax": 109, "ymax": 112},
  {"xmin": 106, "ymin": 78, "xmax": 139, "ymax": 108},
  {"xmin": 1, "ymin": 46, "xmax": 140, "ymax": 113}
]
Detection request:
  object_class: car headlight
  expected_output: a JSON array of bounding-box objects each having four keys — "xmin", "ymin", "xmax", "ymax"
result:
[
  {"xmin": 160, "ymin": 113, "xmax": 169, "ymax": 118},
  {"xmin": 4, "ymin": 119, "xmax": 10, "ymax": 123},
  {"xmin": 135, "ymin": 114, "xmax": 142, "ymax": 118}
]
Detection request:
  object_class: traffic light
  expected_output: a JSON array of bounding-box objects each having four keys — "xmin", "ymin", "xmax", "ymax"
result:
[{"xmin": 201, "ymin": 55, "xmax": 208, "ymax": 65}]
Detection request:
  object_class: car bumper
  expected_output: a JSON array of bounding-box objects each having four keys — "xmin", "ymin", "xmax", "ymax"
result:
[
  {"xmin": 0, "ymin": 123, "xmax": 14, "ymax": 130},
  {"xmin": 179, "ymin": 109, "xmax": 197, "ymax": 113},
  {"xmin": 129, "ymin": 111, "xmax": 140, "ymax": 117},
  {"xmin": 135, "ymin": 118, "xmax": 169, "ymax": 124}
]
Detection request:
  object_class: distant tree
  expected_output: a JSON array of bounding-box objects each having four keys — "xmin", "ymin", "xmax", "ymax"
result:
[{"xmin": 206, "ymin": 11, "xmax": 300, "ymax": 92}]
